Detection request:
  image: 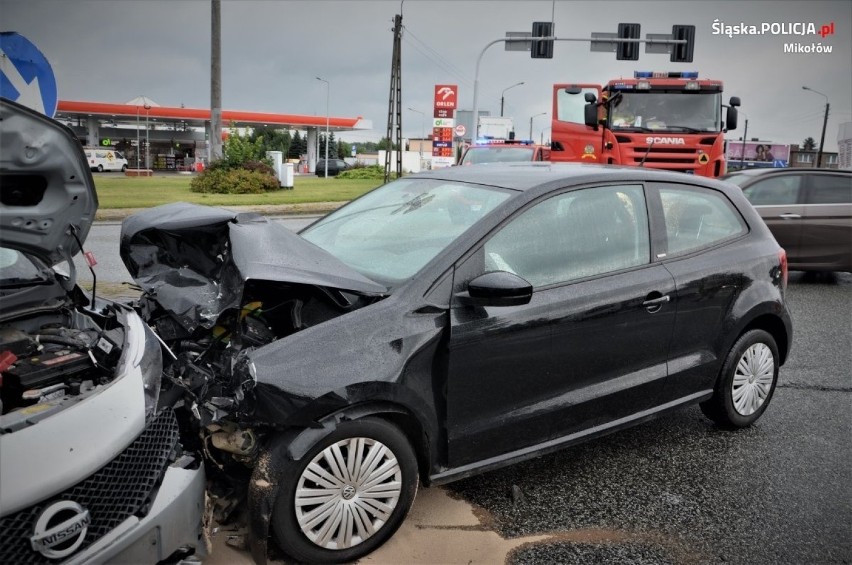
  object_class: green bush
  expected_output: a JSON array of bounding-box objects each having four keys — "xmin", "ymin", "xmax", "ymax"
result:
[
  {"xmin": 337, "ymin": 164, "xmax": 399, "ymax": 180},
  {"xmin": 191, "ymin": 168, "xmax": 280, "ymax": 194}
]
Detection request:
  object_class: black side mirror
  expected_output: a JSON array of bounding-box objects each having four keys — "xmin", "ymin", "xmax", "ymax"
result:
[
  {"xmin": 584, "ymin": 103, "xmax": 599, "ymax": 129},
  {"xmin": 584, "ymin": 92, "xmax": 597, "ymax": 104},
  {"xmin": 466, "ymin": 271, "xmax": 533, "ymax": 307},
  {"xmin": 726, "ymin": 106, "xmax": 738, "ymax": 131},
  {"xmin": 729, "ymin": 96, "xmax": 741, "ymax": 107}
]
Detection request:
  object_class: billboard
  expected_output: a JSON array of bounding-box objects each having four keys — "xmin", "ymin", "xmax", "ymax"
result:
[{"xmin": 727, "ymin": 142, "xmax": 790, "ymax": 163}]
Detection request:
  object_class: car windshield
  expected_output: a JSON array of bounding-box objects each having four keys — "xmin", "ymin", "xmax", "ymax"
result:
[
  {"xmin": 609, "ymin": 91, "xmax": 721, "ymax": 132},
  {"xmin": 461, "ymin": 146, "xmax": 535, "ymax": 165},
  {"xmin": 301, "ymin": 178, "xmax": 513, "ymax": 285},
  {"xmin": 0, "ymin": 247, "xmax": 49, "ymax": 288}
]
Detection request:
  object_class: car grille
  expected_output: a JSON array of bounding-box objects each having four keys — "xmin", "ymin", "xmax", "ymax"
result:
[{"xmin": 0, "ymin": 409, "xmax": 180, "ymax": 564}]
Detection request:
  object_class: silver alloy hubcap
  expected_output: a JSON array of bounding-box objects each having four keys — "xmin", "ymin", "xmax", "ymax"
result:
[
  {"xmin": 732, "ymin": 343, "xmax": 775, "ymax": 416},
  {"xmin": 294, "ymin": 437, "xmax": 402, "ymax": 550}
]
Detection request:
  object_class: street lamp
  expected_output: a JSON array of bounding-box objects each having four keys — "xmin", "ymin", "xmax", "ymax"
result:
[
  {"xmin": 407, "ymin": 107, "xmax": 425, "ymax": 160},
  {"xmin": 501, "ymin": 81, "xmax": 524, "ymax": 117},
  {"xmin": 135, "ymin": 104, "xmax": 141, "ymax": 169},
  {"xmin": 529, "ymin": 112, "xmax": 547, "ymax": 141},
  {"xmin": 316, "ymin": 77, "xmax": 330, "ymax": 178},
  {"xmin": 144, "ymin": 103, "xmax": 151, "ymax": 170},
  {"xmin": 802, "ymin": 86, "xmax": 830, "ymax": 168}
]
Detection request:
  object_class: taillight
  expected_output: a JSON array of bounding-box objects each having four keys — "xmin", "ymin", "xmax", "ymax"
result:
[{"xmin": 778, "ymin": 248, "xmax": 788, "ymax": 291}]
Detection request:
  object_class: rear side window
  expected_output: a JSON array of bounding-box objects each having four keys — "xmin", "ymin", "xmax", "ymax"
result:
[
  {"xmin": 659, "ymin": 186, "xmax": 747, "ymax": 256},
  {"xmin": 806, "ymin": 174, "xmax": 852, "ymax": 204},
  {"xmin": 741, "ymin": 175, "xmax": 802, "ymax": 205}
]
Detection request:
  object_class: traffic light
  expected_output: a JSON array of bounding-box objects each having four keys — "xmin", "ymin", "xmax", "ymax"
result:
[
  {"xmin": 670, "ymin": 25, "xmax": 695, "ymax": 62},
  {"xmin": 531, "ymin": 21, "xmax": 553, "ymax": 59},
  {"xmin": 617, "ymin": 23, "xmax": 640, "ymax": 60}
]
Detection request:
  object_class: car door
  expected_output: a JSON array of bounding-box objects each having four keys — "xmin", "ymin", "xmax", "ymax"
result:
[
  {"xmin": 445, "ymin": 184, "xmax": 676, "ymax": 468},
  {"xmin": 648, "ymin": 182, "xmax": 751, "ymax": 400},
  {"xmin": 551, "ymin": 83, "xmax": 603, "ymax": 163},
  {"xmin": 741, "ymin": 174, "xmax": 806, "ymax": 262},
  {"xmin": 798, "ymin": 173, "xmax": 852, "ymax": 271}
]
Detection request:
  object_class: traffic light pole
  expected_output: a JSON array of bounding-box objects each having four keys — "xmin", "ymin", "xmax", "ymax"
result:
[{"xmin": 471, "ymin": 35, "xmax": 686, "ymax": 139}]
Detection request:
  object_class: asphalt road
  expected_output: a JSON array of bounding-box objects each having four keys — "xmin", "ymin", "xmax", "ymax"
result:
[{"xmin": 79, "ymin": 219, "xmax": 851, "ymax": 564}]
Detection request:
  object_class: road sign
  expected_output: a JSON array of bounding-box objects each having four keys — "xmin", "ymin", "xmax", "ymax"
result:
[
  {"xmin": 454, "ymin": 124, "xmax": 466, "ymax": 137},
  {"xmin": 0, "ymin": 32, "xmax": 58, "ymax": 117}
]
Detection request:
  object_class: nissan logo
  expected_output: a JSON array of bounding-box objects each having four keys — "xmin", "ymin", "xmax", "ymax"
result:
[{"xmin": 30, "ymin": 500, "xmax": 91, "ymax": 559}]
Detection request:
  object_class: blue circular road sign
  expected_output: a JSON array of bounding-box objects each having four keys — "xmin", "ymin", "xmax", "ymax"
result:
[{"xmin": 0, "ymin": 32, "xmax": 59, "ymax": 117}]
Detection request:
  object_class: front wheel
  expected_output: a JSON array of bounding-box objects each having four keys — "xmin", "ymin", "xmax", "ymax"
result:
[
  {"xmin": 97, "ymin": 164, "xmax": 104, "ymax": 172},
  {"xmin": 121, "ymin": 164, "xmax": 127, "ymax": 172},
  {"xmin": 272, "ymin": 418, "xmax": 418, "ymax": 563},
  {"xmin": 700, "ymin": 329, "xmax": 779, "ymax": 428}
]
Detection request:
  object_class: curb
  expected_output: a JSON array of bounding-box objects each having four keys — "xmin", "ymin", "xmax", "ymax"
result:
[{"xmin": 95, "ymin": 201, "xmax": 346, "ymax": 222}]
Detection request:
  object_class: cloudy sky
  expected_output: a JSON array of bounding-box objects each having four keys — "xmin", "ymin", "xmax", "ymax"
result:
[{"xmin": 2, "ymin": 0, "xmax": 850, "ymax": 150}]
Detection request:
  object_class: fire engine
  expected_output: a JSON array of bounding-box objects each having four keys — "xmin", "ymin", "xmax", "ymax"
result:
[{"xmin": 550, "ymin": 71, "xmax": 740, "ymax": 178}]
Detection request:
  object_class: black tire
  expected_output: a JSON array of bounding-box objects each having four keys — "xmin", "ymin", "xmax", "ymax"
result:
[
  {"xmin": 700, "ymin": 329, "xmax": 779, "ymax": 428},
  {"xmin": 121, "ymin": 164, "xmax": 127, "ymax": 172},
  {"xmin": 271, "ymin": 418, "xmax": 418, "ymax": 563},
  {"xmin": 97, "ymin": 164, "xmax": 104, "ymax": 172}
]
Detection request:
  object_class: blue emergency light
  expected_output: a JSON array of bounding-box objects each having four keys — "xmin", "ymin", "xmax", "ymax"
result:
[{"xmin": 633, "ymin": 71, "xmax": 699, "ymax": 79}]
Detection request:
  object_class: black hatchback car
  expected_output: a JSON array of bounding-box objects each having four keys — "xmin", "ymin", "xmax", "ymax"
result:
[{"xmin": 121, "ymin": 163, "xmax": 792, "ymax": 563}]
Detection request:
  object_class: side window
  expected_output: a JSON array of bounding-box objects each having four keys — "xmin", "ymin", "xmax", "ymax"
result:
[
  {"xmin": 483, "ymin": 185, "xmax": 650, "ymax": 287},
  {"xmin": 741, "ymin": 175, "xmax": 802, "ymax": 205},
  {"xmin": 556, "ymin": 87, "xmax": 598, "ymax": 124},
  {"xmin": 806, "ymin": 175, "xmax": 852, "ymax": 204},
  {"xmin": 659, "ymin": 186, "xmax": 746, "ymax": 256}
]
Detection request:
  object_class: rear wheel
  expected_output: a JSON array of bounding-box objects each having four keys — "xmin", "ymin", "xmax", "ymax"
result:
[
  {"xmin": 272, "ymin": 418, "xmax": 418, "ymax": 563},
  {"xmin": 700, "ymin": 329, "xmax": 779, "ymax": 428},
  {"xmin": 97, "ymin": 164, "xmax": 103, "ymax": 172}
]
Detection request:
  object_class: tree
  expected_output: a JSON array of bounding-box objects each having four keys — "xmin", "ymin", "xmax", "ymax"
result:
[
  {"xmin": 320, "ymin": 132, "xmax": 338, "ymax": 159},
  {"xmin": 289, "ymin": 131, "xmax": 306, "ymax": 159},
  {"xmin": 802, "ymin": 137, "xmax": 817, "ymax": 151},
  {"xmin": 250, "ymin": 125, "xmax": 291, "ymax": 157},
  {"xmin": 376, "ymin": 137, "xmax": 401, "ymax": 151}
]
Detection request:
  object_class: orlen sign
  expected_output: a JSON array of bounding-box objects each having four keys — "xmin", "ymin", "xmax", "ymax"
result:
[{"xmin": 434, "ymin": 85, "xmax": 457, "ymax": 109}]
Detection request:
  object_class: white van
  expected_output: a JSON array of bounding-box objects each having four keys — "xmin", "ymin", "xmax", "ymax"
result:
[{"xmin": 83, "ymin": 148, "xmax": 128, "ymax": 172}]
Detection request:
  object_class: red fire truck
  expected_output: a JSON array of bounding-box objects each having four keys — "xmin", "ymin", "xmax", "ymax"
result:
[{"xmin": 550, "ymin": 71, "xmax": 740, "ymax": 178}]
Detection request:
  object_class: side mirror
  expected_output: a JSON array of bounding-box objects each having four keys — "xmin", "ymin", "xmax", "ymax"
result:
[
  {"xmin": 729, "ymin": 96, "xmax": 741, "ymax": 107},
  {"xmin": 584, "ymin": 92, "xmax": 597, "ymax": 104},
  {"xmin": 466, "ymin": 271, "xmax": 532, "ymax": 307},
  {"xmin": 584, "ymin": 103, "xmax": 599, "ymax": 129},
  {"xmin": 726, "ymin": 106, "xmax": 738, "ymax": 131}
]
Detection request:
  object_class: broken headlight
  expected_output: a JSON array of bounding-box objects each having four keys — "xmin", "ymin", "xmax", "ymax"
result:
[{"xmin": 139, "ymin": 323, "xmax": 164, "ymax": 419}]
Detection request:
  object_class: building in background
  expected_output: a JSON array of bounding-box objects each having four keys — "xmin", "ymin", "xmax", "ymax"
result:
[{"xmin": 838, "ymin": 122, "xmax": 852, "ymax": 169}]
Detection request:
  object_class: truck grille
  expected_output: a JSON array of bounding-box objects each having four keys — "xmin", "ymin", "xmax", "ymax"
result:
[{"xmin": 0, "ymin": 409, "xmax": 180, "ymax": 564}]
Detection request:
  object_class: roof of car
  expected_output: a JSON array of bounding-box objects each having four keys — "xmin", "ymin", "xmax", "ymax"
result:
[
  {"xmin": 415, "ymin": 162, "xmax": 730, "ymax": 192},
  {"xmin": 722, "ymin": 168, "xmax": 851, "ymax": 179}
]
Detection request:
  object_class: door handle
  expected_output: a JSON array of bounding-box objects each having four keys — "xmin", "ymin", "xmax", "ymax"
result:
[
  {"xmin": 642, "ymin": 295, "xmax": 670, "ymax": 307},
  {"xmin": 779, "ymin": 213, "xmax": 801, "ymax": 219}
]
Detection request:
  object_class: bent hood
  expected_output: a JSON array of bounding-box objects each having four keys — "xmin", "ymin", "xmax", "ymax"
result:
[
  {"xmin": 0, "ymin": 98, "xmax": 98, "ymax": 266},
  {"xmin": 120, "ymin": 202, "xmax": 387, "ymax": 332}
]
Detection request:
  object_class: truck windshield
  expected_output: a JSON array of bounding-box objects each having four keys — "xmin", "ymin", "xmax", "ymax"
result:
[{"xmin": 608, "ymin": 92, "xmax": 721, "ymax": 132}]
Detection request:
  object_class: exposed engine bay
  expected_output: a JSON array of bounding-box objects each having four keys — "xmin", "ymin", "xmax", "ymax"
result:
[{"xmin": 0, "ymin": 306, "xmax": 124, "ymax": 424}]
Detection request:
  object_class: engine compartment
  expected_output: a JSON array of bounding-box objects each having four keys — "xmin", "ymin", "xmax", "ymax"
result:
[{"xmin": 0, "ymin": 306, "xmax": 125, "ymax": 425}]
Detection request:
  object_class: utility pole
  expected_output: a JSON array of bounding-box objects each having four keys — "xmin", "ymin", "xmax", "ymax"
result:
[
  {"xmin": 210, "ymin": 0, "xmax": 223, "ymax": 163},
  {"xmin": 803, "ymin": 86, "xmax": 829, "ymax": 168},
  {"xmin": 739, "ymin": 118, "xmax": 748, "ymax": 170},
  {"xmin": 384, "ymin": 12, "xmax": 403, "ymax": 183}
]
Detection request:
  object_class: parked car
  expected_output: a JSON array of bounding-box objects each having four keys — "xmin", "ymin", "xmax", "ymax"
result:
[
  {"xmin": 721, "ymin": 168, "xmax": 852, "ymax": 272},
  {"xmin": 120, "ymin": 162, "xmax": 792, "ymax": 563},
  {"xmin": 0, "ymin": 98, "xmax": 206, "ymax": 563},
  {"xmin": 83, "ymin": 147, "xmax": 128, "ymax": 172},
  {"xmin": 459, "ymin": 140, "xmax": 551, "ymax": 165},
  {"xmin": 315, "ymin": 158, "xmax": 350, "ymax": 176}
]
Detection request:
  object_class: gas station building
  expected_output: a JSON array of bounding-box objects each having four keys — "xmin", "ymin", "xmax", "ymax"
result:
[{"xmin": 55, "ymin": 99, "xmax": 373, "ymax": 173}]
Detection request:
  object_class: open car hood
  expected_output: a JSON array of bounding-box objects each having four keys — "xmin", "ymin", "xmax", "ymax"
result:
[
  {"xmin": 120, "ymin": 202, "xmax": 387, "ymax": 332},
  {"xmin": 0, "ymin": 98, "xmax": 98, "ymax": 266}
]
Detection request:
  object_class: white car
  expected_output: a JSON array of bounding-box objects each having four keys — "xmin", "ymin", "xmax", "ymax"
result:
[{"xmin": 0, "ymin": 98, "xmax": 206, "ymax": 563}]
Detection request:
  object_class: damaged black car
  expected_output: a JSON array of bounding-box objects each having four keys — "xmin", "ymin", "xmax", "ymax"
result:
[{"xmin": 120, "ymin": 164, "xmax": 792, "ymax": 563}]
